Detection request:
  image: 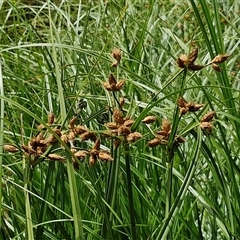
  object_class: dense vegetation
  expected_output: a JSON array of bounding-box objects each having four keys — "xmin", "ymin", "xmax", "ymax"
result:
[{"xmin": 0, "ymin": 1, "xmax": 239, "ymax": 239}]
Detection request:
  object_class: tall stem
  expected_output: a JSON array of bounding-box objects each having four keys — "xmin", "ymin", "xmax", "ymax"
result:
[{"xmin": 124, "ymin": 142, "xmax": 137, "ymax": 240}]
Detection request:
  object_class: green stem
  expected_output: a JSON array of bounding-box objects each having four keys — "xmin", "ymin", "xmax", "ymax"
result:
[
  {"xmin": 66, "ymin": 151, "xmax": 84, "ymax": 240},
  {"xmin": 101, "ymin": 148, "xmax": 119, "ymax": 239},
  {"xmin": 124, "ymin": 142, "xmax": 137, "ymax": 240},
  {"xmin": 0, "ymin": 55, "xmax": 4, "ymax": 238}
]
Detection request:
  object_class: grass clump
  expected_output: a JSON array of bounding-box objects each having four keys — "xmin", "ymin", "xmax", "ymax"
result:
[{"xmin": 0, "ymin": 1, "xmax": 240, "ymax": 240}]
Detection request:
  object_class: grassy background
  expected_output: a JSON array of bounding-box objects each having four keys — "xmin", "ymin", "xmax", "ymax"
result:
[{"xmin": 0, "ymin": 0, "xmax": 240, "ymax": 239}]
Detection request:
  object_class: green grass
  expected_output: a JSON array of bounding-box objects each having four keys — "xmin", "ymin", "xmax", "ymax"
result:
[{"xmin": 0, "ymin": 0, "xmax": 240, "ymax": 239}]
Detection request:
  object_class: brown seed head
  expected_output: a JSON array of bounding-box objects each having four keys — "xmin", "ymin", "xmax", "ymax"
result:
[
  {"xmin": 119, "ymin": 97, "xmax": 125, "ymax": 107},
  {"xmin": 102, "ymin": 82, "xmax": 112, "ymax": 91},
  {"xmin": 199, "ymin": 121, "xmax": 213, "ymax": 134},
  {"xmin": 105, "ymin": 122, "xmax": 118, "ymax": 129},
  {"xmin": 177, "ymin": 55, "xmax": 187, "ymax": 68},
  {"xmin": 112, "ymin": 48, "xmax": 122, "ymax": 62},
  {"xmin": 89, "ymin": 155, "xmax": 97, "ymax": 166},
  {"xmin": 188, "ymin": 47, "xmax": 198, "ymax": 64},
  {"xmin": 177, "ymin": 97, "xmax": 187, "ymax": 108},
  {"xmin": 61, "ymin": 134, "xmax": 68, "ymax": 144},
  {"xmin": 22, "ymin": 145, "xmax": 30, "ymax": 153},
  {"xmin": 142, "ymin": 116, "xmax": 157, "ymax": 124},
  {"xmin": 93, "ymin": 139, "xmax": 100, "ymax": 151},
  {"xmin": 156, "ymin": 130, "xmax": 169, "ymax": 137},
  {"xmin": 201, "ymin": 111, "xmax": 215, "ymax": 123},
  {"xmin": 147, "ymin": 138, "xmax": 162, "ymax": 147},
  {"xmin": 188, "ymin": 103, "xmax": 204, "ymax": 112},
  {"xmin": 53, "ymin": 128, "xmax": 62, "ymax": 137},
  {"xmin": 115, "ymin": 80, "xmax": 125, "ymax": 91},
  {"xmin": 36, "ymin": 132, "xmax": 44, "ymax": 142},
  {"xmin": 211, "ymin": 54, "xmax": 230, "ymax": 64},
  {"xmin": 70, "ymin": 116, "xmax": 77, "ymax": 130},
  {"xmin": 113, "ymin": 139, "xmax": 121, "ymax": 149},
  {"xmin": 74, "ymin": 150, "xmax": 89, "ymax": 160},
  {"xmin": 4, "ymin": 144, "xmax": 19, "ymax": 153},
  {"xmin": 113, "ymin": 108, "xmax": 124, "ymax": 125},
  {"xmin": 118, "ymin": 125, "xmax": 131, "ymax": 135},
  {"xmin": 48, "ymin": 154, "xmax": 65, "ymax": 161},
  {"xmin": 161, "ymin": 119, "xmax": 171, "ymax": 133},
  {"xmin": 175, "ymin": 136, "xmax": 185, "ymax": 143},
  {"xmin": 124, "ymin": 119, "xmax": 135, "ymax": 127},
  {"xmin": 212, "ymin": 63, "xmax": 222, "ymax": 72},
  {"xmin": 80, "ymin": 132, "xmax": 97, "ymax": 142},
  {"xmin": 75, "ymin": 125, "xmax": 88, "ymax": 135},
  {"xmin": 188, "ymin": 64, "xmax": 204, "ymax": 71},
  {"xmin": 179, "ymin": 107, "xmax": 188, "ymax": 115},
  {"xmin": 68, "ymin": 130, "xmax": 75, "ymax": 141},
  {"xmin": 108, "ymin": 73, "xmax": 117, "ymax": 87},
  {"xmin": 126, "ymin": 132, "xmax": 142, "ymax": 142},
  {"xmin": 99, "ymin": 150, "xmax": 113, "ymax": 162},
  {"xmin": 48, "ymin": 112, "xmax": 55, "ymax": 125},
  {"xmin": 37, "ymin": 124, "xmax": 46, "ymax": 131},
  {"xmin": 111, "ymin": 60, "xmax": 118, "ymax": 68}
]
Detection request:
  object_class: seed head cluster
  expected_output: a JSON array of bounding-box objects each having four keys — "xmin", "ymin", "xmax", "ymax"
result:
[
  {"xmin": 4, "ymin": 46, "xmax": 227, "ymax": 168},
  {"xmin": 177, "ymin": 47, "xmax": 230, "ymax": 72}
]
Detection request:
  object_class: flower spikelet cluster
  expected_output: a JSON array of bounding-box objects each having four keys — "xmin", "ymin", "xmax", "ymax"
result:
[
  {"xmin": 177, "ymin": 97, "xmax": 204, "ymax": 115},
  {"xmin": 147, "ymin": 119, "xmax": 185, "ymax": 147},
  {"xmin": 199, "ymin": 111, "xmax": 215, "ymax": 134},
  {"xmin": 4, "ymin": 112, "xmax": 114, "ymax": 168},
  {"xmin": 105, "ymin": 108, "xmax": 142, "ymax": 147},
  {"xmin": 177, "ymin": 47, "xmax": 204, "ymax": 71},
  {"xmin": 210, "ymin": 54, "xmax": 230, "ymax": 72},
  {"xmin": 111, "ymin": 48, "xmax": 122, "ymax": 67},
  {"xmin": 102, "ymin": 73, "xmax": 125, "ymax": 92}
]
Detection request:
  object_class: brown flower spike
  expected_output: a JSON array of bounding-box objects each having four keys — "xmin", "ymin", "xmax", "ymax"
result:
[
  {"xmin": 177, "ymin": 97, "xmax": 204, "ymax": 115},
  {"xmin": 105, "ymin": 108, "xmax": 142, "ymax": 146},
  {"xmin": 111, "ymin": 48, "xmax": 122, "ymax": 67},
  {"xmin": 177, "ymin": 47, "xmax": 204, "ymax": 71},
  {"xmin": 147, "ymin": 119, "xmax": 185, "ymax": 147},
  {"xmin": 210, "ymin": 54, "xmax": 230, "ymax": 72},
  {"xmin": 199, "ymin": 111, "xmax": 215, "ymax": 134},
  {"xmin": 103, "ymin": 73, "xmax": 125, "ymax": 91}
]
